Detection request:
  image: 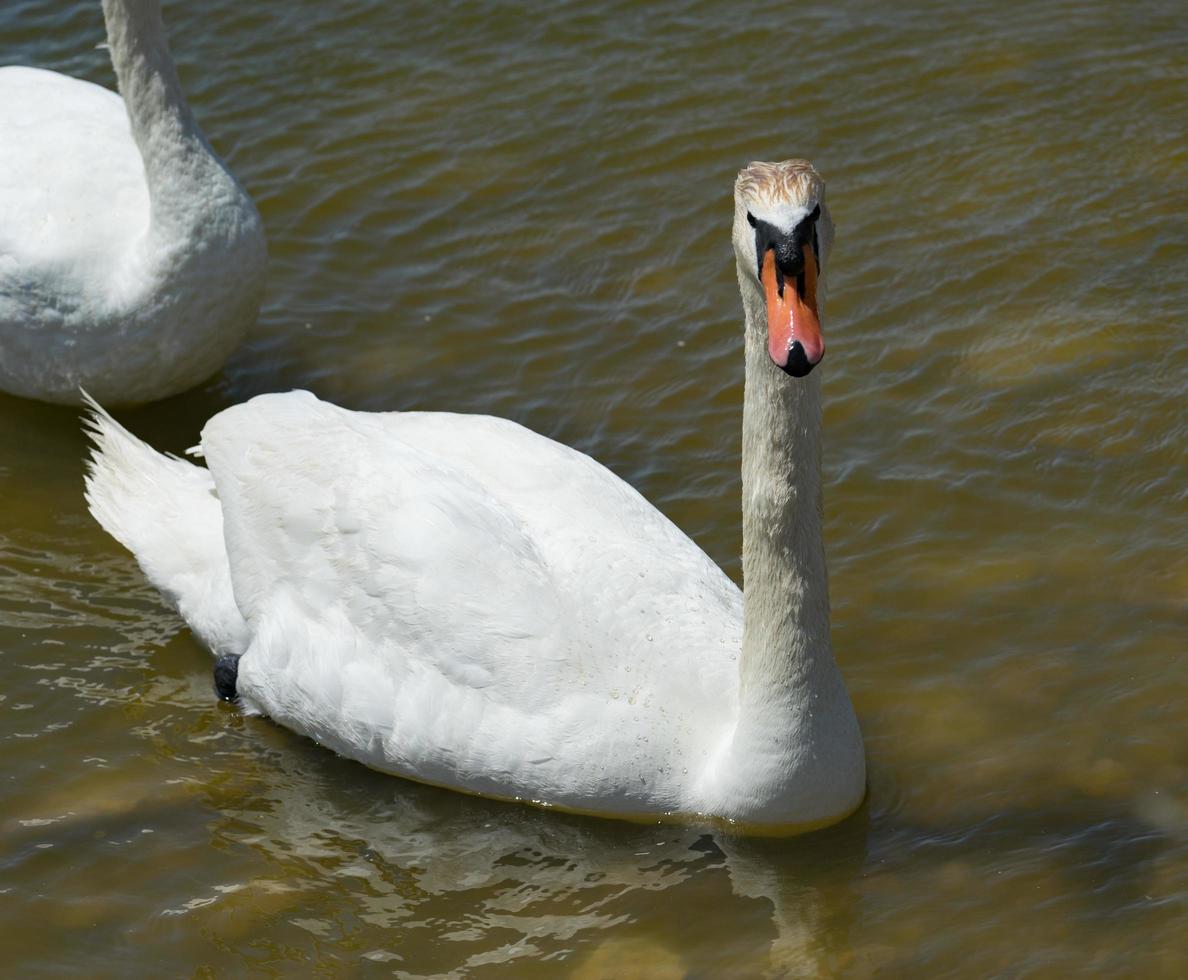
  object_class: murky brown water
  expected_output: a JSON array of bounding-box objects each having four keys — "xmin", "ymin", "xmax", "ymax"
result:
[{"xmin": 2, "ymin": 0, "xmax": 1186, "ymax": 974}]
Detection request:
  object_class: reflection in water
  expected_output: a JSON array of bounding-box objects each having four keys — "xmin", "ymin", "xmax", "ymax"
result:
[{"xmin": 184, "ymin": 740, "xmax": 870, "ymax": 976}]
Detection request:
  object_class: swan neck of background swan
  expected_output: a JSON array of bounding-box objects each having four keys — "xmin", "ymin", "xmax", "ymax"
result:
[{"xmin": 103, "ymin": 0, "xmax": 234, "ymax": 239}]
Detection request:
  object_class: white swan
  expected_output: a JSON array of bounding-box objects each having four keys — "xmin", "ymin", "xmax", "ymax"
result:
[
  {"xmin": 0, "ymin": 0, "xmax": 266, "ymax": 406},
  {"xmin": 84, "ymin": 160, "xmax": 864, "ymax": 833}
]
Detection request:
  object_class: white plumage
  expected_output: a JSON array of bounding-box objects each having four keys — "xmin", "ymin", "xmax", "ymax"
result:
[
  {"xmin": 86, "ymin": 391, "xmax": 741, "ymax": 812},
  {"xmin": 84, "ymin": 160, "xmax": 865, "ymax": 833},
  {"xmin": 0, "ymin": 0, "xmax": 265, "ymax": 405}
]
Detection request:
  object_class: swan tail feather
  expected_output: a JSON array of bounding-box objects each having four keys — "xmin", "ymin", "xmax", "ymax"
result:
[{"xmin": 82, "ymin": 390, "xmax": 250, "ymax": 657}]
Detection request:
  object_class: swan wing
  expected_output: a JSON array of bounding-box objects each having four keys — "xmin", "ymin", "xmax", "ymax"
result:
[
  {"xmin": 199, "ymin": 391, "xmax": 741, "ymax": 806},
  {"xmin": 201, "ymin": 389, "xmax": 564, "ymax": 684}
]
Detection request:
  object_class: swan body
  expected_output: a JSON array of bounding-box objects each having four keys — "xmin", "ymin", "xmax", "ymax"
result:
[
  {"xmin": 0, "ymin": 0, "xmax": 266, "ymax": 405},
  {"xmin": 85, "ymin": 161, "xmax": 865, "ymax": 832}
]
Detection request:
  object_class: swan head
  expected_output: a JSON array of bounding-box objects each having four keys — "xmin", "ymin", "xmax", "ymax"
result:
[{"xmin": 733, "ymin": 160, "xmax": 834, "ymax": 378}]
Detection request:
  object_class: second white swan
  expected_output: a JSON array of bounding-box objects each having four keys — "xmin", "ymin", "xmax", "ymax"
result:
[
  {"xmin": 84, "ymin": 160, "xmax": 864, "ymax": 833},
  {"xmin": 0, "ymin": 0, "xmax": 266, "ymax": 405}
]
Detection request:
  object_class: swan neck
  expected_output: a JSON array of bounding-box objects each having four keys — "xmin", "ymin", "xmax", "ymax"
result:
[
  {"xmin": 697, "ymin": 263, "xmax": 864, "ymax": 822},
  {"xmin": 103, "ymin": 0, "xmax": 215, "ymax": 230},
  {"xmin": 712, "ymin": 251, "xmax": 864, "ymax": 825},
  {"xmin": 738, "ymin": 273, "xmax": 834, "ymax": 715}
]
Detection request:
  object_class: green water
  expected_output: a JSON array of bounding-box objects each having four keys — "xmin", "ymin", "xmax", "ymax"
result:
[{"xmin": 1, "ymin": 0, "xmax": 1185, "ymax": 975}]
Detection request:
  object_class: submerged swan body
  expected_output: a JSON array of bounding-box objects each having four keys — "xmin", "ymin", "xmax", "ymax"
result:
[
  {"xmin": 0, "ymin": 0, "xmax": 266, "ymax": 406},
  {"xmin": 84, "ymin": 161, "xmax": 864, "ymax": 832}
]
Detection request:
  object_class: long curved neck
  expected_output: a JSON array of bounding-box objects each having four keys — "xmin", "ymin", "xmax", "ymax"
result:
[
  {"xmin": 702, "ymin": 248, "xmax": 864, "ymax": 826},
  {"xmin": 103, "ymin": 0, "xmax": 220, "ymax": 237},
  {"xmin": 737, "ymin": 276, "xmax": 833, "ymax": 721},
  {"xmin": 717, "ymin": 264, "xmax": 865, "ymax": 825}
]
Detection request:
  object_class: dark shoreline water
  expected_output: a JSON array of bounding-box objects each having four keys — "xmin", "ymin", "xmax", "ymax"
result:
[{"xmin": 2, "ymin": 0, "xmax": 1185, "ymax": 974}]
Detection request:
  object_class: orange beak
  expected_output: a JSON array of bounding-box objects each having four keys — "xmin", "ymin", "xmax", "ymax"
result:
[{"xmin": 762, "ymin": 242, "xmax": 823, "ymax": 375}]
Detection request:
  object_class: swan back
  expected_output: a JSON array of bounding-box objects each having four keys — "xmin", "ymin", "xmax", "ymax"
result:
[
  {"xmin": 0, "ymin": 68, "xmax": 146, "ymax": 273},
  {"xmin": 197, "ymin": 392, "xmax": 743, "ymax": 815}
]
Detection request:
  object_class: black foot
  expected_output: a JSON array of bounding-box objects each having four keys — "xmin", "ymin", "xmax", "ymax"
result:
[{"xmin": 213, "ymin": 654, "xmax": 241, "ymax": 702}]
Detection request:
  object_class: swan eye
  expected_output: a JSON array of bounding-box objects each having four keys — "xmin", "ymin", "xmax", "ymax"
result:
[{"xmin": 746, "ymin": 211, "xmax": 757, "ymax": 228}]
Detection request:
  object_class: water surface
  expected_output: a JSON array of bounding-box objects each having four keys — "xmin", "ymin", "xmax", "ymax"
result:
[{"xmin": 1, "ymin": 0, "xmax": 1185, "ymax": 975}]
